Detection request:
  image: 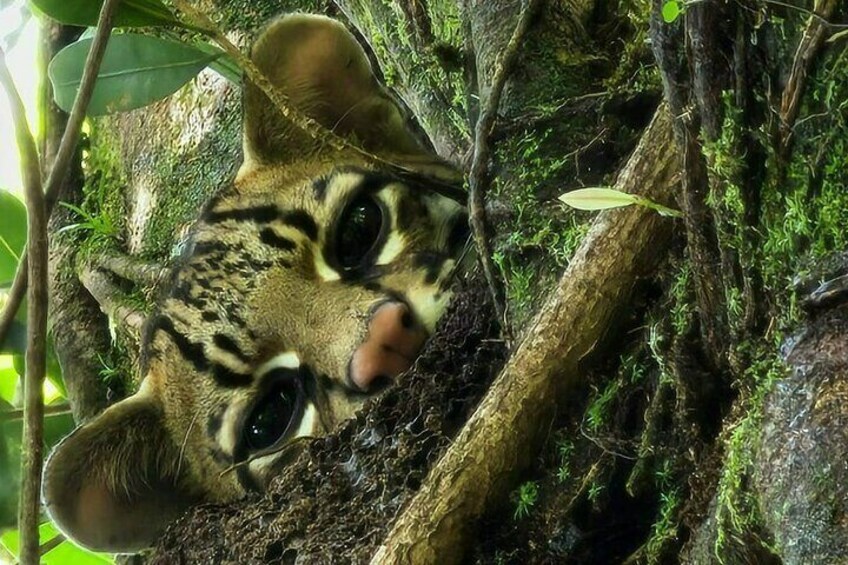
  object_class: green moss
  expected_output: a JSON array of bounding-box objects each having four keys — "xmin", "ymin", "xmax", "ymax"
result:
[
  {"xmin": 713, "ymin": 352, "xmax": 785, "ymax": 561},
  {"xmin": 73, "ymin": 123, "xmax": 129, "ymax": 259},
  {"xmin": 603, "ymin": 0, "xmax": 661, "ymax": 96},
  {"xmin": 513, "ymin": 481, "xmax": 539, "ymax": 520},
  {"xmin": 585, "ymin": 378, "xmax": 621, "ymax": 433},
  {"xmin": 491, "ymin": 125, "xmax": 593, "ymax": 326},
  {"xmin": 556, "ymin": 439, "xmax": 575, "ymax": 484},
  {"xmin": 645, "ymin": 487, "xmax": 681, "ymax": 565},
  {"xmin": 215, "ymin": 0, "xmax": 325, "ymax": 33}
]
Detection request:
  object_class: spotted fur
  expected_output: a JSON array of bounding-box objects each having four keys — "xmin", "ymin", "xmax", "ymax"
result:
[{"xmin": 42, "ymin": 14, "xmax": 467, "ymax": 552}]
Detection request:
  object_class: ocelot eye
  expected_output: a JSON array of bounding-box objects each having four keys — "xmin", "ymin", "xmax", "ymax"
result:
[
  {"xmin": 336, "ymin": 195, "xmax": 383, "ymax": 269},
  {"xmin": 243, "ymin": 378, "xmax": 302, "ymax": 452}
]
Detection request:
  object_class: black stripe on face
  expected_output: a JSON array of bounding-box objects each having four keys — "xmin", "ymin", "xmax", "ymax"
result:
[
  {"xmin": 259, "ymin": 228, "xmax": 297, "ymax": 251},
  {"xmin": 356, "ymin": 171, "xmax": 396, "ymax": 197},
  {"xmin": 206, "ymin": 403, "xmax": 227, "ymax": 438},
  {"xmin": 213, "ymin": 333, "xmax": 250, "ymax": 363},
  {"xmin": 205, "ymin": 204, "xmax": 279, "ymax": 224},
  {"xmin": 212, "ymin": 363, "xmax": 253, "ymax": 388},
  {"xmin": 154, "ymin": 315, "xmax": 208, "ymax": 372},
  {"xmin": 413, "ymin": 252, "xmax": 447, "ymax": 285},
  {"xmin": 280, "ymin": 210, "xmax": 318, "ymax": 241},
  {"xmin": 312, "ymin": 175, "xmax": 331, "ymax": 201}
]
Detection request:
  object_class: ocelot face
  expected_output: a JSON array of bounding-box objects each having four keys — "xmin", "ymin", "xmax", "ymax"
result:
[{"xmin": 42, "ymin": 14, "xmax": 468, "ymax": 553}]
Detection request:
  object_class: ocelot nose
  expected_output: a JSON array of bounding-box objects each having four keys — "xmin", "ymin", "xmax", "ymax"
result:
[{"xmin": 349, "ymin": 302, "xmax": 428, "ymax": 392}]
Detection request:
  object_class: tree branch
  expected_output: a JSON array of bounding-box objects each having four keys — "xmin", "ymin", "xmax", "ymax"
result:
[
  {"xmin": 0, "ymin": 45, "xmax": 48, "ymax": 565},
  {"xmin": 373, "ymin": 105, "xmax": 680, "ymax": 564},
  {"xmin": 778, "ymin": 0, "xmax": 838, "ymax": 159},
  {"xmin": 468, "ymin": 0, "xmax": 542, "ymax": 341},
  {"xmin": 91, "ymin": 253, "xmax": 167, "ymax": 287},
  {"xmin": 79, "ymin": 265, "xmax": 146, "ymax": 334}
]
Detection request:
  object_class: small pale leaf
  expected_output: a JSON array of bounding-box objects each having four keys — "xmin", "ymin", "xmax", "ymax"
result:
[{"xmin": 558, "ymin": 188, "xmax": 638, "ymax": 211}]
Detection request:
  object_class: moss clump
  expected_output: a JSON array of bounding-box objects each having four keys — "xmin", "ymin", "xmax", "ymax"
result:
[{"xmin": 713, "ymin": 352, "xmax": 785, "ymax": 561}]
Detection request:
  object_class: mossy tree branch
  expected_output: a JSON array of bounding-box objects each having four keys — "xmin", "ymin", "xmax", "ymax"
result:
[{"xmin": 373, "ymin": 106, "xmax": 679, "ymax": 564}]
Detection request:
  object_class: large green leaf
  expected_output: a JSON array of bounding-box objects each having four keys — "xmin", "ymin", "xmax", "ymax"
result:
[
  {"xmin": 49, "ymin": 34, "xmax": 221, "ymax": 115},
  {"xmin": 0, "ymin": 190, "xmax": 26, "ymax": 287},
  {"xmin": 29, "ymin": 0, "xmax": 182, "ymax": 28}
]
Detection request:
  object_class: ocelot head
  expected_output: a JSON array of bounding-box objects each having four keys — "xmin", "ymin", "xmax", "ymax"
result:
[{"xmin": 43, "ymin": 14, "xmax": 468, "ymax": 552}]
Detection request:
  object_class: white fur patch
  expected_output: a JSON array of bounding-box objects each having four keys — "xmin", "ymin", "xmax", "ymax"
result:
[
  {"xmin": 256, "ymin": 351, "xmax": 301, "ymax": 374},
  {"xmin": 293, "ymin": 403, "xmax": 318, "ymax": 438},
  {"xmin": 314, "ymin": 252, "xmax": 341, "ymax": 281},
  {"xmin": 406, "ymin": 283, "xmax": 453, "ymax": 333},
  {"xmin": 376, "ymin": 231, "xmax": 406, "ymax": 265}
]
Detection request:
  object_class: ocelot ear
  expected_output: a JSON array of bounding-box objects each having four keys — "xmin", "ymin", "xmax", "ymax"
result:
[
  {"xmin": 241, "ymin": 14, "xmax": 434, "ymax": 170},
  {"xmin": 42, "ymin": 391, "xmax": 200, "ymax": 553}
]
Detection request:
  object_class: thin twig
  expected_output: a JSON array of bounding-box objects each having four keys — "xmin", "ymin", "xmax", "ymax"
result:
[
  {"xmin": 761, "ymin": 0, "xmax": 848, "ymax": 29},
  {"xmin": 39, "ymin": 533, "xmax": 65, "ymax": 556},
  {"xmin": 0, "ymin": 403, "xmax": 72, "ymax": 423},
  {"xmin": 0, "ymin": 0, "xmax": 121, "ymax": 351},
  {"xmin": 778, "ymin": 0, "xmax": 837, "ymax": 157},
  {"xmin": 0, "ymin": 45, "xmax": 48, "ymax": 565},
  {"xmin": 468, "ymin": 0, "xmax": 542, "ymax": 342}
]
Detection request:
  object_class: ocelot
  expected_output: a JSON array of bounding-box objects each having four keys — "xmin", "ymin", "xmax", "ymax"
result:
[{"xmin": 43, "ymin": 14, "xmax": 468, "ymax": 552}]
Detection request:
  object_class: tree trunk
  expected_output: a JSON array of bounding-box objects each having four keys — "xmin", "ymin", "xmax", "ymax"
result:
[{"xmin": 47, "ymin": 0, "xmax": 848, "ymax": 562}]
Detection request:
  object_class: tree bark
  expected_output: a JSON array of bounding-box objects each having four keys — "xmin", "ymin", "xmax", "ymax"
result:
[
  {"xmin": 373, "ymin": 105, "xmax": 679, "ymax": 563},
  {"xmin": 42, "ymin": 23, "xmax": 113, "ymax": 423}
]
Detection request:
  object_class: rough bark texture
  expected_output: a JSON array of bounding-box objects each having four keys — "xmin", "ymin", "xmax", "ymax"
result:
[
  {"xmin": 755, "ymin": 281, "xmax": 848, "ymax": 563},
  {"xmin": 53, "ymin": 0, "xmax": 848, "ymax": 562},
  {"xmin": 372, "ymin": 106, "xmax": 678, "ymax": 564}
]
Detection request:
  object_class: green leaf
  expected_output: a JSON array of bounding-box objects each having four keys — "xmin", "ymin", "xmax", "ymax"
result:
[
  {"xmin": 197, "ymin": 46, "xmax": 241, "ymax": 85},
  {"xmin": 558, "ymin": 187, "xmax": 639, "ymax": 211},
  {"xmin": 49, "ymin": 34, "xmax": 221, "ymax": 115},
  {"xmin": 29, "ymin": 0, "xmax": 182, "ymax": 28},
  {"xmin": 0, "ymin": 358, "xmax": 18, "ymax": 405},
  {"xmin": 661, "ymin": 0, "xmax": 683, "ymax": 23},
  {"xmin": 0, "ymin": 190, "xmax": 26, "ymax": 287},
  {"xmin": 45, "ymin": 338, "xmax": 66, "ymax": 399}
]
